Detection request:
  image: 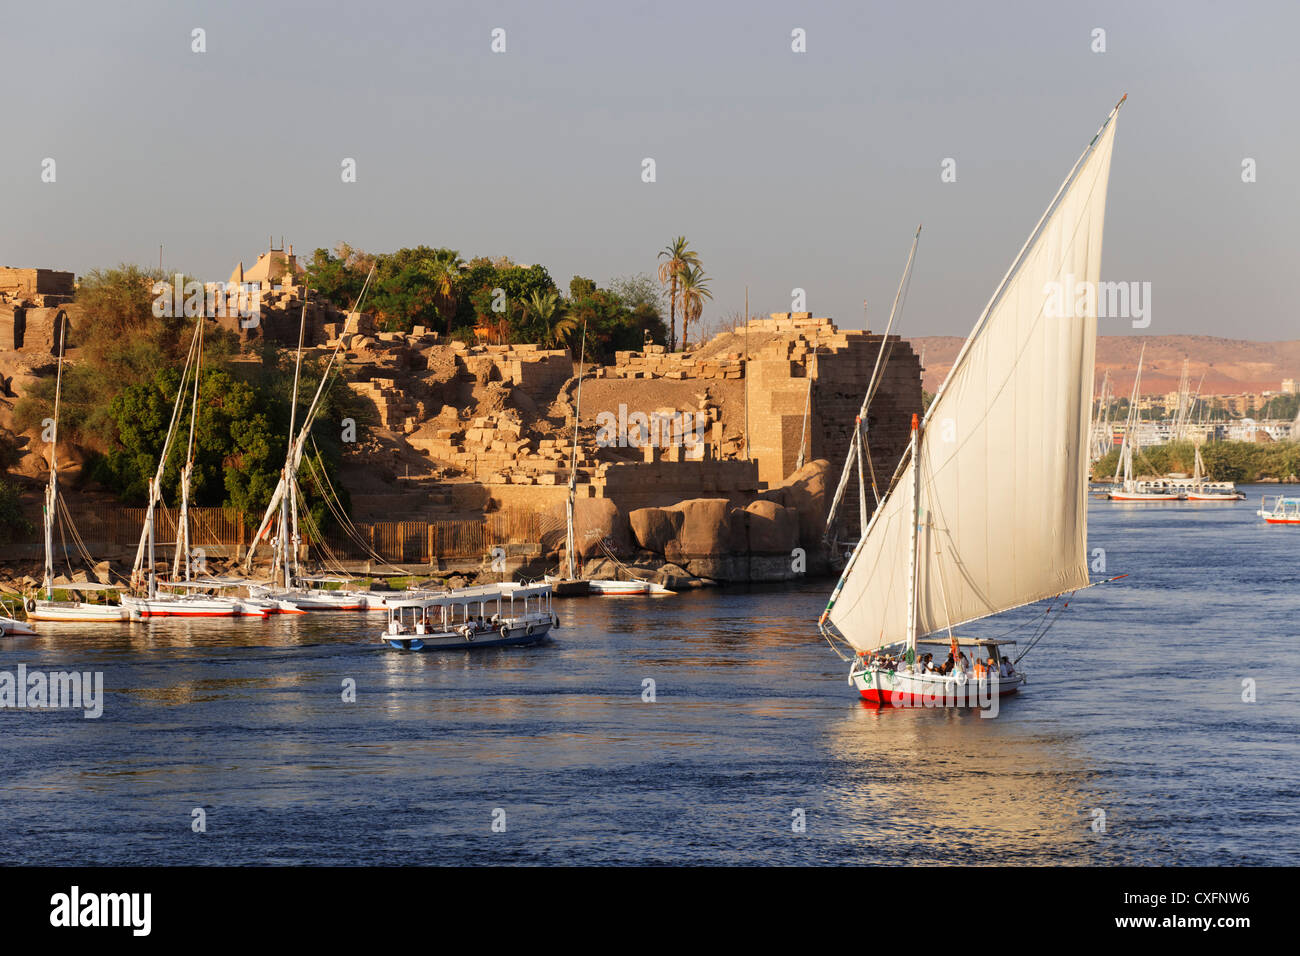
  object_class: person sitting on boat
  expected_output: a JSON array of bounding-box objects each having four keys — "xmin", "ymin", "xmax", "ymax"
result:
[
  {"xmin": 999, "ymin": 657, "xmax": 1014, "ymax": 678},
  {"xmin": 474, "ymin": 614, "xmax": 485, "ymax": 631},
  {"xmin": 973, "ymin": 656, "xmax": 986, "ymax": 678}
]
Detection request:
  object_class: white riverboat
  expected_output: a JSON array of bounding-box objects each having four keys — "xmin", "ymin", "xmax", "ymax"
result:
[
  {"xmin": 1258, "ymin": 495, "xmax": 1300, "ymax": 525},
  {"xmin": 380, "ymin": 583, "xmax": 556, "ymax": 651}
]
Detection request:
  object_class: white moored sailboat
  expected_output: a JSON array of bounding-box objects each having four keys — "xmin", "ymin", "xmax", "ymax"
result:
[
  {"xmin": 1106, "ymin": 345, "xmax": 1180, "ymax": 501},
  {"xmin": 818, "ymin": 97, "xmax": 1126, "ymax": 706},
  {"xmin": 242, "ymin": 277, "xmax": 387, "ymax": 612},
  {"xmin": 1185, "ymin": 445, "xmax": 1244, "ymax": 500},
  {"xmin": 121, "ymin": 319, "xmax": 237, "ymax": 620},
  {"xmin": 27, "ymin": 324, "xmax": 127, "ymax": 623}
]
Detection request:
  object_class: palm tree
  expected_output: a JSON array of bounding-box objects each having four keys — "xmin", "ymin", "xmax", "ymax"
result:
[
  {"xmin": 676, "ymin": 265, "xmax": 712, "ymax": 350},
  {"xmin": 526, "ymin": 289, "xmax": 576, "ymax": 347},
  {"xmin": 418, "ymin": 249, "xmax": 463, "ymax": 332},
  {"xmin": 657, "ymin": 236, "xmax": 700, "ymax": 352}
]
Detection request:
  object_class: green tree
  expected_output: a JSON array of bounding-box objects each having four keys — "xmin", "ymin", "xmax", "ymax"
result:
[
  {"xmin": 90, "ymin": 363, "xmax": 350, "ymax": 520},
  {"xmin": 0, "ymin": 478, "xmax": 31, "ymax": 545}
]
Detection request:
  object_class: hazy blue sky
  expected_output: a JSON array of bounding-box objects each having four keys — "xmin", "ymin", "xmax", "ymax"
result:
[{"xmin": 3, "ymin": 0, "xmax": 1296, "ymax": 339}]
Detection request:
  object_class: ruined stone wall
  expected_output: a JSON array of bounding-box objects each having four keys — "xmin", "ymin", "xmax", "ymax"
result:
[
  {"xmin": 0, "ymin": 267, "xmax": 74, "ymax": 301},
  {"xmin": 0, "ymin": 306, "xmax": 70, "ymax": 354},
  {"xmin": 457, "ymin": 343, "xmax": 571, "ymax": 403},
  {"xmin": 740, "ymin": 314, "xmax": 922, "ymax": 496},
  {"xmin": 613, "ymin": 344, "xmax": 743, "ymax": 380}
]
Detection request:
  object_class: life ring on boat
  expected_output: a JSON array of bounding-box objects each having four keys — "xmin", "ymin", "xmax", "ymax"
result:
[
  {"xmin": 499, "ymin": 624, "xmax": 509, "ymax": 639},
  {"xmin": 526, "ymin": 622, "xmax": 535, "ymax": 636},
  {"xmin": 550, "ymin": 611, "xmax": 560, "ymax": 628},
  {"xmin": 25, "ymin": 598, "xmax": 36, "ymax": 613},
  {"xmin": 459, "ymin": 624, "xmax": 473, "ymax": 640},
  {"xmin": 0, "ymin": 624, "xmax": 6, "ymax": 637}
]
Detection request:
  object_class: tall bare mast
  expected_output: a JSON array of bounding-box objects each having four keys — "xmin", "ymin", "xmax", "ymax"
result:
[
  {"xmin": 173, "ymin": 319, "xmax": 204, "ymax": 582},
  {"xmin": 42, "ymin": 323, "xmax": 67, "ymax": 599},
  {"xmin": 565, "ymin": 320, "xmax": 588, "ymax": 580},
  {"xmin": 824, "ymin": 226, "xmax": 921, "ymax": 542},
  {"xmin": 282, "ymin": 299, "xmax": 308, "ymax": 588}
]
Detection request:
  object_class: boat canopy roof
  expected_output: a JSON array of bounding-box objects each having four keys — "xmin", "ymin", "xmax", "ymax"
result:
[{"xmin": 387, "ymin": 582, "xmax": 551, "ymax": 610}]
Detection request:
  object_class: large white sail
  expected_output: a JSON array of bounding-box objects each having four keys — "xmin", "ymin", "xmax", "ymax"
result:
[{"xmin": 825, "ymin": 103, "xmax": 1120, "ymax": 653}]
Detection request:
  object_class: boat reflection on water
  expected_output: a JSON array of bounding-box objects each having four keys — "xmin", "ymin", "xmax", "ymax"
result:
[{"xmin": 822, "ymin": 704, "xmax": 1107, "ymax": 864}]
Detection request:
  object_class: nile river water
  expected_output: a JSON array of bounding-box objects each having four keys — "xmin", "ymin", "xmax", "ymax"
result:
[{"xmin": 2, "ymin": 485, "xmax": 1297, "ymax": 865}]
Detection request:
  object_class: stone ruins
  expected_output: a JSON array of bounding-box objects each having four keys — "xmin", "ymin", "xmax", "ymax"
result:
[{"xmin": 1, "ymin": 256, "xmax": 924, "ymax": 581}]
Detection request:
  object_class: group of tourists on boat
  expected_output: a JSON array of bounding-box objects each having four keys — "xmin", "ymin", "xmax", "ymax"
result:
[
  {"xmin": 862, "ymin": 646, "xmax": 1015, "ymax": 680},
  {"xmin": 389, "ymin": 612, "xmax": 500, "ymax": 637}
]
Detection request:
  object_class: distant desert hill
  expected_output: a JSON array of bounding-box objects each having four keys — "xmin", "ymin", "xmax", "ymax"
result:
[{"xmin": 907, "ymin": 335, "xmax": 1300, "ymax": 396}]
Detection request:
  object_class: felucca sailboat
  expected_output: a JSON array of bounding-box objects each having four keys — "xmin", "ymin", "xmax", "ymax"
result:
[
  {"xmin": 242, "ymin": 274, "xmax": 387, "ymax": 610},
  {"xmin": 1106, "ymin": 344, "xmax": 1178, "ymax": 500},
  {"xmin": 818, "ymin": 97, "xmax": 1126, "ymax": 705},
  {"xmin": 122, "ymin": 318, "xmax": 236, "ymax": 618},
  {"xmin": 27, "ymin": 323, "xmax": 127, "ymax": 622},
  {"xmin": 1185, "ymin": 445, "xmax": 1244, "ymax": 500}
]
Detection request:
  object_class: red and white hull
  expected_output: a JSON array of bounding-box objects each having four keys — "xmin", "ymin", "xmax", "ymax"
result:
[
  {"xmin": 1257, "ymin": 497, "xmax": 1300, "ymax": 524},
  {"xmin": 122, "ymin": 595, "xmax": 237, "ymax": 619},
  {"xmin": 850, "ymin": 666, "xmax": 1023, "ymax": 707}
]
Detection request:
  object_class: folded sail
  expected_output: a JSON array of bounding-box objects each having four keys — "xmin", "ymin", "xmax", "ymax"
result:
[{"xmin": 827, "ymin": 108, "xmax": 1119, "ymax": 652}]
